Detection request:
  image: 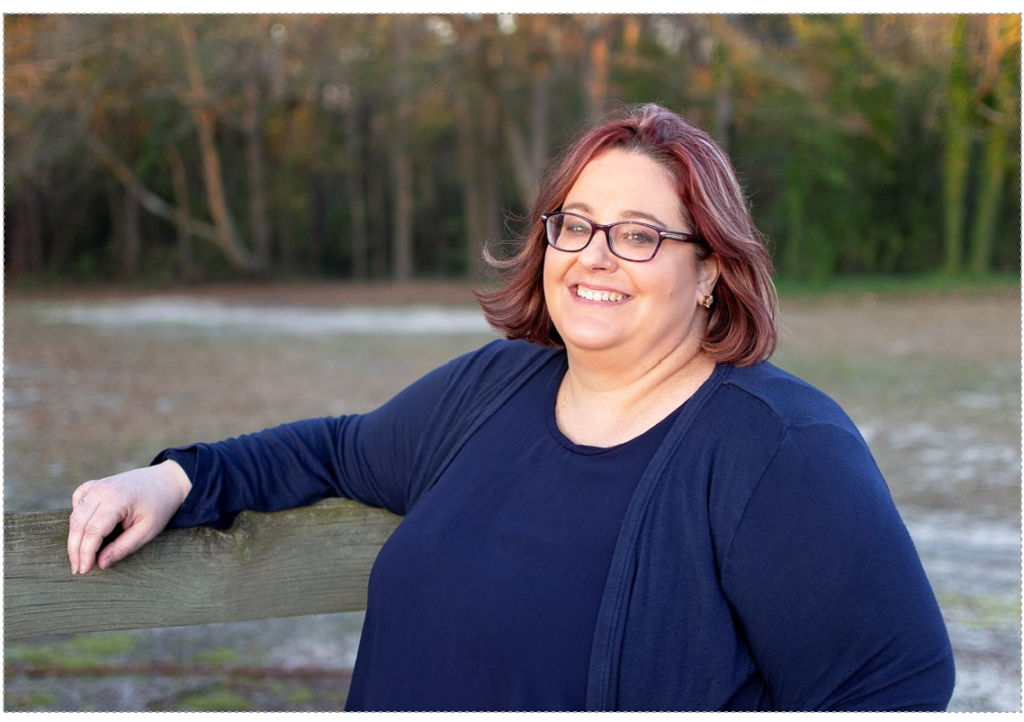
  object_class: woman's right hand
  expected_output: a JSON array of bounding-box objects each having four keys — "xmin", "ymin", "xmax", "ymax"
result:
[{"xmin": 67, "ymin": 459, "xmax": 192, "ymax": 575}]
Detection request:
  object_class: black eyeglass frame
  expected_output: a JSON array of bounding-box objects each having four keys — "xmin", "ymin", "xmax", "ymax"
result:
[{"xmin": 540, "ymin": 211, "xmax": 701, "ymax": 262}]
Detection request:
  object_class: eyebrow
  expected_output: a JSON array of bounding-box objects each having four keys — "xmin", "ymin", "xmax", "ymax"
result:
[{"xmin": 562, "ymin": 202, "xmax": 676, "ymax": 230}]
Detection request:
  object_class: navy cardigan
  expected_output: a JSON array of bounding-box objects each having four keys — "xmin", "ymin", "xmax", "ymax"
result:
[{"xmin": 162, "ymin": 339, "xmax": 955, "ymax": 711}]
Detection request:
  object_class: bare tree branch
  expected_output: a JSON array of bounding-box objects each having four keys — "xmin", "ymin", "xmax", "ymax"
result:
[{"xmin": 86, "ymin": 133, "xmax": 261, "ymax": 272}]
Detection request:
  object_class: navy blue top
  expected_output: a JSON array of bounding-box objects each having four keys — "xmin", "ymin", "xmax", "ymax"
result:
[
  {"xmin": 158, "ymin": 340, "xmax": 954, "ymax": 711},
  {"xmin": 345, "ymin": 356, "xmax": 680, "ymax": 711}
]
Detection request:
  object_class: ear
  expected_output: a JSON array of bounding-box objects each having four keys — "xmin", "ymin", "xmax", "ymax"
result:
[{"xmin": 696, "ymin": 252, "xmax": 720, "ymax": 301}]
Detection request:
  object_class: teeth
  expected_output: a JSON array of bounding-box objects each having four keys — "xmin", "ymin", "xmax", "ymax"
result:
[{"xmin": 576, "ymin": 286, "xmax": 626, "ymax": 303}]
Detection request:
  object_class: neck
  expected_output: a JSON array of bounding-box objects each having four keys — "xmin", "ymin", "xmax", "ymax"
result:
[{"xmin": 556, "ymin": 341, "xmax": 715, "ymax": 447}]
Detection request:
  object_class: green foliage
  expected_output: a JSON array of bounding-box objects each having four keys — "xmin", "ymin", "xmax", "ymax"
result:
[
  {"xmin": 774, "ymin": 270, "xmax": 1020, "ymax": 299},
  {"xmin": 178, "ymin": 690, "xmax": 257, "ymax": 712},
  {"xmin": 5, "ymin": 690, "xmax": 60, "ymax": 711},
  {"xmin": 4, "ymin": 14, "xmax": 1020, "ymax": 284},
  {"xmin": 286, "ymin": 686, "xmax": 317, "ymax": 704},
  {"xmin": 937, "ymin": 591, "xmax": 1022, "ymax": 630},
  {"xmin": 192, "ymin": 648, "xmax": 254, "ymax": 667},
  {"xmin": 6, "ymin": 633, "xmax": 138, "ymax": 669}
]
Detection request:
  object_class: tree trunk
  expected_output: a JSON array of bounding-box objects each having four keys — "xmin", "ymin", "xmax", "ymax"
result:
[
  {"xmin": 712, "ymin": 35, "xmax": 735, "ymax": 154},
  {"xmin": 481, "ymin": 80, "xmax": 503, "ymax": 249},
  {"xmin": 782, "ymin": 156, "xmax": 805, "ymax": 278},
  {"xmin": 489, "ymin": 19, "xmax": 550, "ymax": 211},
  {"xmin": 8, "ymin": 186, "xmax": 45, "ymax": 279},
  {"xmin": 307, "ymin": 171, "xmax": 326, "ymax": 274},
  {"xmin": 390, "ymin": 149, "xmax": 414, "ymax": 282},
  {"xmin": 121, "ymin": 186, "xmax": 141, "ymax": 278},
  {"xmin": 503, "ymin": 115, "xmax": 533, "ymax": 211},
  {"xmin": 942, "ymin": 15, "xmax": 971, "ymax": 274},
  {"xmin": 525, "ymin": 16, "xmax": 551, "ymax": 208},
  {"xmin": 192, "ymin": 106, "xmax": 251, "ymax": 269},
  {"xmin": 968, "ymin": 111, "xmax": 1008, "ymax": 273},
  {"xmin": 365, "ymin": 110, "xmax": 389, "ymax": 279},
  {"xmin": 345, "ymin": 97, "xmax": 370, "ymax": 280},
  {"xmin": 105, "ymin": 180, "xmax": 123, "ymax": 272},
  {"xmin": 179, "ymin": 21, "xmax": 262, "ymax": 274},
  {"xmin": 388, "ymin": 19, "xmax": 415, "ymax": 282},
  {"xmin": 243, "ymin": 76, "xmax": 271, "ymax": 269},
  {"xmin": 455, "ymin": 92, "xmax": 486, "ymax": 277},
  {"xmin": 584, "ymin": 18, "xmax": 610, "ymax": 119},
  {"xmin": 167, "ymin": 146, "xmax": 195, "ymax": 282},
  {"xmin": 969, "ymin": 25, "xmax": 1014, "ymax": 274}
]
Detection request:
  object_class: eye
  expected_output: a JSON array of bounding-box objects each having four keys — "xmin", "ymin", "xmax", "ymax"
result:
[
  {"xmin": 617, "ymin": 225, "xmax": 658, "ymax": 245},
  {"xmin": 565, "ymin": 221, "xmax": 591, "ymax": 235}
]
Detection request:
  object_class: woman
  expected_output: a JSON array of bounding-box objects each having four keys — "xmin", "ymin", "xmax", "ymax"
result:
[{"xmin": 67, "ymin": 104, "xmax": 954, "ymax": 711}]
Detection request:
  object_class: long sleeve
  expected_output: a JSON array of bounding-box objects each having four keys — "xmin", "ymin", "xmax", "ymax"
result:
[
  {"xmin": 155, "ymin": 339, "xmax": 561, "ymax": 531},
  {"xmin": 719, "ymin": 421, "xmax": 955, "ymax": 711},
  {"xmin": 156, "ymin": 356, "xmax": 456, "ymax": 529}
]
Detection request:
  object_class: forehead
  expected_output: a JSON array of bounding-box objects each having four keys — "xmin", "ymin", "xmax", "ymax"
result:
[{"xmin": 565, "ymin": 149, "xmax": 685, "ymax": 222}]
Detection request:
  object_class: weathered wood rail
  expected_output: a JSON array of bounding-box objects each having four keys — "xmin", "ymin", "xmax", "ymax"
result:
[{"xmin": 4, "ymin": 498, "xmax": 401, "ymax": 641}]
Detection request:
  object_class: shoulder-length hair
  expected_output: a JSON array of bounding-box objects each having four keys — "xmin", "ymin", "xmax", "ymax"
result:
[{"xmin": 474, "ymin": 104, "xmax": 777, "ymax": 367}]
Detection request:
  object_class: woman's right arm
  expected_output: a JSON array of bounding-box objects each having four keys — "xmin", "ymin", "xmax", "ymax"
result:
[{"xmin": 66, "ymin": 354, "xmax": 458, "ymax": 575}]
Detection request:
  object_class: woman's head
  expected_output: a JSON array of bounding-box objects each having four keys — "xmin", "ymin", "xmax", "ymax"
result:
[{"xmin": 476, "ymin": 103, "xmax": 777, "ymax": 366}]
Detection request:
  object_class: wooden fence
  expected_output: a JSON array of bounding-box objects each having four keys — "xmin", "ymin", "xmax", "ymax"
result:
[{"xmin": 4, "ymin": 499, "xmax": 401, "ymax": 641}]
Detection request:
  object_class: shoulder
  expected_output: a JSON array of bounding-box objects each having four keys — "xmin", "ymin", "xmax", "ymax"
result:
[
  {"xmin": 713, "ymin": 362, "xmax": 860, "ymax": 436},
  {"xmin": 426, "ymin": 339, "xmax": 562, "ymax": 414},
  {"xmin": 706, "ymin": 366, "xmax": 901, "ymax": 579},
  {"xmin": 460, "ymin": 338, "xmax": 562, "ymax": 369},
  {"xmin": 441, "ymin": 338, "xmax": 561, "ymax": 387},
  {"xmin": 689, "ymin": 363, "xmax": 879, "ymax": 537}
]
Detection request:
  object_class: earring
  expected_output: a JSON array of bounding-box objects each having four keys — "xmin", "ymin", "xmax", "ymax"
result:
[{"xmin": 701, "ymin": 294, "xmax": 714, "ymax": 309}]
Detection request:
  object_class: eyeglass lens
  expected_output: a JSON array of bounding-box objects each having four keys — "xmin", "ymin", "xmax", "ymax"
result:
[{"xmin": 545, "ymin": 213, "xmax": 662, "ymax": 261}]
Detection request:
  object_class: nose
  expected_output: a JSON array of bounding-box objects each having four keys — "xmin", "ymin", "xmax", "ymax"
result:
[{"xmin": 577, "ymin": 227, "xmax": 618, "ymax": 270}]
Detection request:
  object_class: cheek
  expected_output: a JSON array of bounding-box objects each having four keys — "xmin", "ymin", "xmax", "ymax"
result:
[
  {"xmin": 542, "ymin": 247, "xmax": 568, "ymax": 288},
  {"xmin": 644, "ymin": 263, "xmax": 687, "ymax": 297},
  {"xmin": 657, "ymin": 251, "xmax": 703, "ymax": 298},
  {"xmin": 541, "ymin": 250, "xmax": 556, "ymax": 306}
]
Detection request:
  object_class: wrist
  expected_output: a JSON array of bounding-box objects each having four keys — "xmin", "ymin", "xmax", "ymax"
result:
[{"xmin": 160, "ymin": 458, "xmax": 193, "ymax": 505}]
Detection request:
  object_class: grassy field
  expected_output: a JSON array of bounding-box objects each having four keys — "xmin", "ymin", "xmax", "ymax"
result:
[{"xmin": 4, "ymin": 280, "xmax": 1021, "ymax": 711}]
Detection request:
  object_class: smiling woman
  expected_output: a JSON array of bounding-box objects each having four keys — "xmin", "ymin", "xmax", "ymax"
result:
[{"xmin": 66, "ymin": 104, "xmax": 954, "ymax": 712}]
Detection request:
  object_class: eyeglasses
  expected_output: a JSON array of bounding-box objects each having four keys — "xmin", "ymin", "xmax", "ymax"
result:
[{"xmin": 541, "ymin": 211, "xmax": 700, "ymax": 262}]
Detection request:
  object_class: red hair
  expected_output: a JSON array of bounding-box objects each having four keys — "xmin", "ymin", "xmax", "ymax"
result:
[{"xmin": 474, "ymin": 104, "xmax": 777, "ymax": 366}]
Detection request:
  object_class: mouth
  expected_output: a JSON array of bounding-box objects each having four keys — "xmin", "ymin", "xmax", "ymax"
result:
[{"xmin": 573, "ymin": 284, "xmax": 630, "ymax": 304}]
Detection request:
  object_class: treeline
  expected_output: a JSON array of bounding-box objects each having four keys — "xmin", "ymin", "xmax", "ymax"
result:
[{"xmin": 5, "ymin": 14, "xmax": 1020, "ymax": 284}]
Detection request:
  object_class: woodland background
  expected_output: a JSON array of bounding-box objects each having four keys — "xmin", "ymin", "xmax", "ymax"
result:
[{"xmin": 5, "ymin": 14, "xmax": 1021, "ymax": 287}]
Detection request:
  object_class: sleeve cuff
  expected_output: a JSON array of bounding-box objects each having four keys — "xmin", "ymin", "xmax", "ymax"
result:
[{"xmin": 150, "ymin": 445, "xmax": 203, "ymax": 529}]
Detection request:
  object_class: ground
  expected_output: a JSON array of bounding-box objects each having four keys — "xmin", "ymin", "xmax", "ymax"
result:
[{"xmin": 4, "ymin": 281, "xmax": 1020, "ymax": 711}]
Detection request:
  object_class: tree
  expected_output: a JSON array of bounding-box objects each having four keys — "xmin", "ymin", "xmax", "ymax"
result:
[
  {"xmin": 968, "ymin": 15, "xmax": 1020, "ymax": 273},
  {"xmin": 943, "ymin": 15, "xmax": 972, "ymax": 274},
  {"xmin": 5, "ymin": 14, "xmax": 1019, "ymax": 284}
]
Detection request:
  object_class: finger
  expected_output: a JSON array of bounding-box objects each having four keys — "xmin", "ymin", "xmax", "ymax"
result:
[
  {"xmin": 67, "ymin": 497, "xmax": 95, "ymax": 574},
  {"xmin": 71, "ymin": 480, "xmax": 96, "ymax": 508},
  {"xmin": 69, "ymin": 503, "xmax": 125, "ymax": 575},
  {"xmin": 68, "ymin": 481, "xmax": 100, "ymax": 572},
  {"xmin": 97, "ymin": 520, "xmax": 158, "ymax": 570},
  {"xmin": 67, "ymin": 500, "xmax": 101, "ymax": 575}
]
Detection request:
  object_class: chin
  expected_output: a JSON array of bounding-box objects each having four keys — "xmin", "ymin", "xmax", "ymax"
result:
[{"xmin": 558, "ymin": 328, "xmax": 625, "ymax": 353}]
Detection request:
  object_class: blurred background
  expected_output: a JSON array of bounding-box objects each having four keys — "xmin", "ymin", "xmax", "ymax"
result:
[
  {"xmin": 4, "ymin": 13, "xmax": 1022, "ymax": 712},
  {"xmin": 5, "ymin": 14, "xmax": 1020, "ymax": 285}
]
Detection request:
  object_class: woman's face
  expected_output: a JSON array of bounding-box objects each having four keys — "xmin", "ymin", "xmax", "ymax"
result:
[{"xmin": 542, "ymin": 148, "xmax": 718, "ymax": 365}]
